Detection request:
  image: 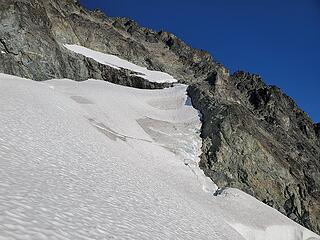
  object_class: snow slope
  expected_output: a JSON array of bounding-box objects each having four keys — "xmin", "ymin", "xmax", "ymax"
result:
[
  {"xmin": 64, "ymin": 44, "xmax": 177, "ymax": 83},
  {"xmin": 0, "ymin": 73, "xmax": 319, "ymax": 240}
]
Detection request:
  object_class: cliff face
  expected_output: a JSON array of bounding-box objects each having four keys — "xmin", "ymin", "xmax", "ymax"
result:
[
  {"xmin": 188, "ymin": 72, "xmax": 320, "ymax": 233},
  {"xmin": 1, "ymin": 0, "xmax": 319, "ymax": 234}
]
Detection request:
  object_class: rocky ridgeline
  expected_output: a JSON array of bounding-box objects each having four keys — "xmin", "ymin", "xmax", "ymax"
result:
[{"xmin": 0, "ymin": 0, "xmax": 319, "ymax": 234}]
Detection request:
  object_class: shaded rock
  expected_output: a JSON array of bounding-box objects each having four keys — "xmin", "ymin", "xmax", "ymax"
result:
[{"xmin": 315, "ymin": 123, "xmax": 320, "ymax": 139}]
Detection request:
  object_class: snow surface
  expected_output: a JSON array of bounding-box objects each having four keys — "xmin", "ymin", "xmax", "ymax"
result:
[
  {"xmin": 64, "ymin": 44, "xmax": 177, "ymax": 83},
  {"xmin": 0, "ymin": 73, "xmax": 319, "ymax": 240}
]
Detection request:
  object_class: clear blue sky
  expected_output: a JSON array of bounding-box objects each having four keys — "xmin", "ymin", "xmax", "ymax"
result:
[{"xmin": 80, "ymin": 0, "xmax": 320, "ymax": 122}]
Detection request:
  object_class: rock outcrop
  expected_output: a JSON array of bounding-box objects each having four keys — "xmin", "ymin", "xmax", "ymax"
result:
[
  {"xmin": 0, "ymin": 0, "xmax": 223, "ymax": 83},
  {"xmin": 188, "ymin": 71, "xmax": 320, "ymax": 233},
  {"xmin": 0, "ymin": 0, "xmax": 319, "ymax": 234}
]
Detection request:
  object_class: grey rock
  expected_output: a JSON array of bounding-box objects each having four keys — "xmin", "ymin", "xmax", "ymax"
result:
[
  {"xmin": 315, "ymin": 123, "xmax": 320, "ymax": 139},
  {"xmin": 0, "ymin": 0, "xmax": 319, "ymax": 234},
  {"xmin": 188, "ymin": 71, "xmax": 320, "ymax": 233}
]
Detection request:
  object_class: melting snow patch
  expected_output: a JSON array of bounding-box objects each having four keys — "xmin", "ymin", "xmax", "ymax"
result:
[{"xmin": 64, "ymin": 44, "xmax": 177, "ymax": 83}]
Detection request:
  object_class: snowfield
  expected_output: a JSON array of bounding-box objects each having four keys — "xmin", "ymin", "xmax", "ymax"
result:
[
  {"xmin": 0, "ymin": 69, "xmax": 319, "ymax": 240},
  {"xmin": 64, "ymin": 44, "xmax": 177, "ymax": 84}
]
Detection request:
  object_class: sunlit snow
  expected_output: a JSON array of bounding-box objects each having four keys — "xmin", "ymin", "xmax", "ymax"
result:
[
  {"xmin": 0, "ymin": 72, "xmax": 318, "ymax": 240},
  {"xmin": 64, "ymin": 44, "xmax": 177, "ymax": 83}
]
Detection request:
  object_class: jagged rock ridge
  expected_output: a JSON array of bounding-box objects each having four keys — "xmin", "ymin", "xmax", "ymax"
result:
[{"xmin": 0, "ymin": 0, "xmax": 319, "ymax": 234}]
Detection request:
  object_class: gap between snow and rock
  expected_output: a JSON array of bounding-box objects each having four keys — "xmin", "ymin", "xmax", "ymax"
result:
[{"xmin": 64, "ymin": 44, "xmax": 218, "ymax": 194}]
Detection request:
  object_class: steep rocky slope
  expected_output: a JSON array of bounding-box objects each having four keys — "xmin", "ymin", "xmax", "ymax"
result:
[
  {"xmin": 188, "ymin": 72, "xmax": 320, "ymax": 233},
  {"xmin": 0, "ymin": 0, "xmax": 223, "ymax": 83},
  {"xmin": 0, "ymin": 0, "xmax": 319, "ymax": 234}
]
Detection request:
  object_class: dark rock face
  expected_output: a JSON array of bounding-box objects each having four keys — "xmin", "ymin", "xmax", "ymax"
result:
[
  {"xmin": 0, "ymin": 0, "xmax": 224, "ymax": 83},
  {"xmin": 1, "ymin": 0, "xmax": 319, "ymax": 234},
  {"xmin": 315, "ymin": 123, "xmax": 320, "ymax": 139},
  {"xmin": 188, "ymin": 71, "xmax": 320, "ymax": 233}
]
